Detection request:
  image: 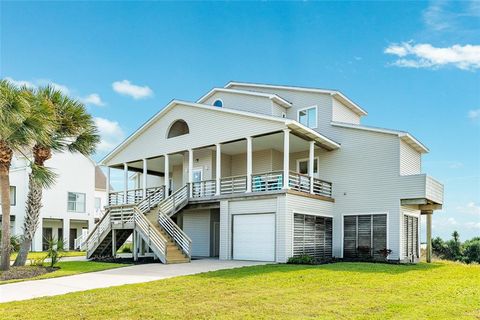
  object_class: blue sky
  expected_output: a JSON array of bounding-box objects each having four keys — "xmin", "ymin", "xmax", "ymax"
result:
[{"xmin": 1, "ymin": 1, "xmax": 479, "ymax": 240}]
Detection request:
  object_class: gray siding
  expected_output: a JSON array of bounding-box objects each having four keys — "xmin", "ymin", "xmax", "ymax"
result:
[
  {"xmin": 332, "ymin": 97, "xmax": 360, "ymax": 124},
  {"xmin": 400, "ymin": 140, "xmax": 421, "ymax": 175},
  {"xmin": 204, "ymin": 92, "xmax": 275, "ymax": 116}
]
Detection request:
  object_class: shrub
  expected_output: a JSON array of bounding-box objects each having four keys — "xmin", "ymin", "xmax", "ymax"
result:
[
  {"xmin": 120, "ymin": 243, "xmax": 132, "ymax": 253},
  {"xmin": 30, "ymin": 257, "xmax": 47, "ymax": 267},
  {"xmin": 287, "ymin": 255, "xmax": 315, "ymax": 265},
  {"xmin": 462, "ymin": 238, "xmax": 480, "ymax": 264},
  {"xmin": 45, "ymin": 237, "xmax": 65, "ymax": 267}
]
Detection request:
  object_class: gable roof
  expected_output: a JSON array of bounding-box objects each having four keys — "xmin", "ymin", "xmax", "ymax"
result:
[
  {"xmin": 331, "ymin": 121, "xmax": 429, "ymax": 153},
  {"xmin": 99, "ymin": 100, "xmax": 341, "ymax": 165},
  {"xmin": 197, "ymin": 87, "xmax": 292, "ymax": 108},
  {"xmin": 225, "ymin": 81, "xmax": 368, "ymax": 116}
]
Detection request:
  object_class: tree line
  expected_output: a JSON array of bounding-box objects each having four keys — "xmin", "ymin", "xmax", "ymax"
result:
[
  {"xmin": 432, "ymin": 231, "xmax": 480, "ymax": 264},
  {"xmin": 0, "ymin": 79, "xmax": 99, "ymax": 271}
]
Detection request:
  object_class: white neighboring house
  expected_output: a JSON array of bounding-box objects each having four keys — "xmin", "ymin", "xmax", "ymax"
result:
[
  {"xmin": 9, "ymin": 152, "xmax": 106, "ymax": 251},
  {"xmin": 85, "ymin": 81, "xmax": 443, "ymax": 264}
]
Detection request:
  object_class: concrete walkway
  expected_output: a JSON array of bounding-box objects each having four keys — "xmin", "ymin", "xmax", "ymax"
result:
[{"xmin": 0, "ymin": 259, "xmax": 266, "ymax": 303}]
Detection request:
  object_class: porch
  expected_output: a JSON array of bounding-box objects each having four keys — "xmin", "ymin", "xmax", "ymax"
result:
[{"xmin": 105, "ymin": 128, "xmax": 336, "ymax": 206}]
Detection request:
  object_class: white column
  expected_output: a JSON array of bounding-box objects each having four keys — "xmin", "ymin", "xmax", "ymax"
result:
[
  {"xmin": 426, "ymin": 212, "xmax": 432, "ymax": 263},
  {"xmin": 309, "ymin": 140, "xmax": 315, "ymax": 194},
  {"xmin": 111, "ymin": 229, "xmax": 116, "ymax": 257},
  {"xmin": 164, "ymin": 155, "xmax": 170, "ymax": 196},
  {"xmin": 142, "ymin": 158, "xmax": 147, "ymax": 198},
  {"xmin": 246, "ymin": 137, "xmax": 253, "ymax": 192},
  {"xmin": 216, "ymin": 144, "xmax": 221, "ymax": 196},
  {"xmin": 105, "ymin": 166, "xmax": 110, "ymax": 206},
  {"xmin": 283, "ymin": 129, "xmax": 290, "ymax": 189},
  {"xmin": 63, "ymin": 219, "xmax": 70, "ymax": 251},
  {"xmin": 123, "ymin": 163, "xmax": 128, "ymax": 203},
  {"xmin": 188, "ymin": 149, "xmax": 193, "ymax": 196},
  {"xmin": 133, "ymin": 230, "xmax": 138, "ymax": 261}
]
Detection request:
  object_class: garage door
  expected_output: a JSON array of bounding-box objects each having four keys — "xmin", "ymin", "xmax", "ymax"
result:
[
  {"xmin": 233, "ymin": 213, "xmax": 275, "ymax": 261},
  {"xmin": 183, "ymin": 211, "xmax": 210, "ymax": 257}
]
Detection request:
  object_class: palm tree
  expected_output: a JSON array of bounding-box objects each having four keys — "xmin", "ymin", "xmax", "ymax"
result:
[
  {"xmin": 13, "ymin": 86, "xmax": 99, "ymax": 266},
  {"xmin": 0, "ymin": 80, "xmax": 52, "ymax": 270}
]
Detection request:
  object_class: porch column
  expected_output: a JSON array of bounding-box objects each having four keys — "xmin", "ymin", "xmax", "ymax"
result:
[
  {"xmin": 188, "ymin": 149, "xmax": 193, "ymax": 196},
  {"xmin": 164, "ymin": 155, "xmax": 170, "ymax": 196},
  {"xmin": 309, "ymin": 141, "xmax": 315, "ymax": 194},
  {"xmin": 111, "ymin": 229, "xmax": 116, "ymax": 258},
  {"xmin": 105, "ymin": 167, "xmax": 110, "ymax": 205},
  {"xmin": 63, "ymin": 218, "xmax": 70, "ymax": 251},
  {"xmin": 132, "ymin": 229, "xmax": 138, "ymax": 261},
  {"xmin": 123, "ymin": 163, "xmax": 128, "ymax": 203},
  {"xmin": 142, "ymin": 158, "xmax": 147, "ymax": 198},
  {"xmin": 426, "ymin": 212, "xmax": 432, "ymax": 263},
  {"xmin": 215, "ymin": 143, "xmax": 221, "ymax": 196},
  {"xmin": 283, "ymin": 129, "xmax": 290, "ymax": 189},
  {"xmin": 246, "ymin": 136, "xmax": 253, "ymax": 192}
]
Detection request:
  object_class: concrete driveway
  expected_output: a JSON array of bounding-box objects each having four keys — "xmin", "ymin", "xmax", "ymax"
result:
[{"xmin": 0, "ymin": 259, "xmax": 267, "ymax": 303}]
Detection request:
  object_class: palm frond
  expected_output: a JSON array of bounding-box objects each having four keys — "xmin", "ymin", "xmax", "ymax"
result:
[{"xmin": 30, "ymin": 164, "xmax": 58, "ymax": 189}]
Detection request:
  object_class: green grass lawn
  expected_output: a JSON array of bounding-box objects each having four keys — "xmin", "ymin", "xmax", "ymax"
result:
[
  {"xmin": 1, "ymin": 261, "xmax": 479, "ymax": 319},
  {"xmin": 9, "ymin": 251, "xmax": 86, "ymax": 261},
  {"xmin": 0, "ymin": 261, "xmax": 129, "ymax": 285}
]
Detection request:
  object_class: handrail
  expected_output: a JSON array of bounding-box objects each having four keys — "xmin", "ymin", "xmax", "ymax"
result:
[
  {"xmin": 191, "ymin": 180, "xmax": 216, "ymax": 198},
  {"xmin": 289, "ymin": 171, "xmax": 311, "ymax": 193},
  {"xmin": 137, "ymin": 186, "xmax": 165, "ymax": 214},
  {"xmin": 220, "ymin": 175, "xmax": 247, "ymax": 194},
  {"xmin": 134, "ymin": 208, "xmax": 167, "ymax": 263},
  {"xmin": 158, "ymin": 185, "xmax": 189, "ymax": 217},
  {"xmin": 312, "ymin": 177, "xmax": 333, "ymax": 198},
  {"xmin": 252, "ymin": 171, "xmax": 283, "ymax": 192},
  {"xmin": 85, "ymin": 210, "xmax": 111, "ymax": 256},
  {"xmin": 158, "ymin": 210, "xmax": 192, "ymax": 258}
]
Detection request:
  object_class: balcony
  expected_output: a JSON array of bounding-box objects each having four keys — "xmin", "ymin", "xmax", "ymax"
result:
[{"xmin": 400, "ymin": 174, "xmax": 444, "ymax": 205}]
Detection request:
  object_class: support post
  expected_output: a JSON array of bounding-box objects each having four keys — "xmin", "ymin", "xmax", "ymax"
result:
[
  {"xmin": 309, "ymin": 140, "xmax": 315, "ymax": 194},
  {"xmin": 106, "ymin": 166, "xmax": 110, "ymax": 205},
  {"xmin": 426, "ymin": 212, "xmax": 432, "ymax": 263},
  {"xmin": 123, "ymin": 163, "xmax": 128, "ymax": 203},
  {"xmin": 133, "ymin": 229, "xmax": 138, "ymax": 261},
  {"xmin": 142, "ymin": 158, "xmax": 147, "ymax": 199},
  {"xmin": 111, "ymin": 229, "xmax": 116, "ymax": 258},
  {"xmin": 216, "ymin": 143, "xmax": 221, "ymax": 196},
  {"xmin": 63, "ymin": 219, "xmax": 70, "ymax": 251},
  {"xmin": 246, "ymin": 137, "xmax": 253, "ymax": 192},
  {"xmin": 164, "ymin": 155, "xmax": 170, "ymax": 196},
  {"xmin": 283, "ymin": 129, "xmax": 290, "ymax": 189},
  {"xmin": 188, "ymin": 149, "xmax": 193, "ymax": 196}
]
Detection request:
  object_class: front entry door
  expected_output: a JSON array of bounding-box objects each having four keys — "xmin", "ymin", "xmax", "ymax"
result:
[
  {"xmin": 69, "ymin": 228, "xmax": 77, "ymax": 250},
  {"xmin": 192, "ymin": 169, "xmax": 203, "ymax": 182}
]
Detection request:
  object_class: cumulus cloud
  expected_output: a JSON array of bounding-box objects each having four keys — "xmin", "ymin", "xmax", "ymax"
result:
[
  {"xmin": 456, "ymin": 202, "xmax": 480, "ymax": 216},
  {"xmin": 112, "ymin": 80, "xmax": 153, "ymax": 99},
  {"xmin": 94, "ymin": 117, "xmax": 125, "ymax": 152},
  {"xmin": 81, "ymin": 93, "xmax": 106, "ymax": 107},
  {"xmin": 4, "ymin": 77, "xmax": 36, "ymax": 89},
  {"xmin": 384, "ymin": 42, "xmax": 480, "ymax": 70}
]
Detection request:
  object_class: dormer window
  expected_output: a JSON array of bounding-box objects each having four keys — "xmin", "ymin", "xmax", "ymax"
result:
[
  {"xmin": 298, "ymin": 106, "xmax": 317, "ymax": 128},
  {"xmin": 167, "ymin": 119, "xmax": 189, "ymax": 138},
  {"xmin": 213, "ymin": 99, "xmax": 223, "ymax": 108}
]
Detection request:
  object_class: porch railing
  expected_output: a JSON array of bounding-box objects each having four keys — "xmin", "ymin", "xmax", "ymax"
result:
[
  {"xmin": 191, "ymin": 180, "xmax": 216, "ymax": 198},
  {"xmin": 289, "ymin": 171, "xmax": 311, "ymax": 193},
  {"xmin": 220, "ymin": 175, "xmax": 247, "ymax": 194},
  {"xmin": 252, "ymin": 171, "xmax": 283, "ymax": 192},
  {"xmin": 312, "ymin": 177, "xmax": 333, "ymax": 198},
  {"xmin": 108, "ymin": 186, "xmax": 166, "ymax": 206}
]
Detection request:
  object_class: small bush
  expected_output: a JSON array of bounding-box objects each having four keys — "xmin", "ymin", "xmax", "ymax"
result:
[
  {"xmin": 29, "ymin": 257, "xmax": 47, "ymax": 267},
  {"xmin": 462, "ymin": 238, "xmax": 480, "ymax": 264},
  {"xmin": 287, "ymin": 255, "xmax": 315, "ymax": 265},
  {"xmin": 45, "ymin": 237, "xmax": 65, "ymax": 267}
]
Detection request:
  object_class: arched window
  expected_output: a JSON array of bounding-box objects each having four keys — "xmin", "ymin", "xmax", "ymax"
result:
[
  {"xmin": 167, "ymin": 120, "xmax": 189, "ymax": 138},
  {"xmin": 213, "ymin": 99, "xmax": 223, "ymax": 108}
]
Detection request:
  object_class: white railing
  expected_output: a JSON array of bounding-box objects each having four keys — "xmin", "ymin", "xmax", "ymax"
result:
[
  {"xmin": 289, "ymin": 171, "xmax": 311, "ymax": 193},
  {"xmin": 137, "ymin": 186, "xmax": 166, "ymax": 214},
  {"xmin": 109, "ymin": 205, "xmax": 135, "ymax": 228},
  {"xmin": 158, "ymin": 210, "xmax": 192, "ymax": 258},
  {"xmin": 134, "ymin": 208, "xmax": 167, "ymax": 263},
  {"xmin": 312, "ymin": 177, "xmax": 333, "ymax": 198},
  {"xmin": 252, "ymin": 171, "xmax": 283, "ymax": 192},
  {"xmin": 74, "ymin": 233, "xmax": 87, "ymax": 250},
  {"xmin": 85, "ymin": 210, "xmax": 111, "ymax": 256},
  {"xmin": 108, "ymin": 191, "xmax": 124, "ymax": 206},
  {"xmin": 158, "ymin": 185, "xmax": 189, "ymax": 217},
  {"xmin": 191, "ymin": 180, "xmax": 216, "ymax": 198},
  {"xmin": 220, "ymin": 175, "xmax": 247, "ymax": 194}
]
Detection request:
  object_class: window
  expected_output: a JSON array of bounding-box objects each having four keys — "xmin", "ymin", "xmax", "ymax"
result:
[
  {"xmin": 167, "ymin": 120, "xmax": 189, "ymax": 138},
  {"xmin": 293, "ymin": 214, "xmax": 332, "ymax": 261},
  {"xmin": 68, "ymin": 192, "xmax": 86, "ymax": 213},
  {"xmin": 10, "ymin": 186, "xmax": 16, "ymax": 206},
  {"xmin": 297, "ymin": 158, "xmax": 319, "ymax": 175},
  {"xmin": 298, "ymin": 106, "xmax": 317, "ymax": 128},
  {"xmin": 95, "ymin": 197, "xmax": 102, "ymax": 210},
  {"xmin": 403, "ymin": 215, "xmax": 419, "ymax": 260},
  {"xmin": 213, "ymin": 99, "xmax": 223, "ymax": 108}
]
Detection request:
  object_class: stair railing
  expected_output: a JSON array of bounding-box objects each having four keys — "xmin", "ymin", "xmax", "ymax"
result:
[
  {"xmin": 158, "ymin": 210, "xmax": 192, "ymax": 258},
  {"xmin": 137, "ymin": 186, "xmax": 166, "ymax": 214},
  {"xmin": 85, "ymin": 210, "xmax": 111, "ymax": 255},
  {"xmin": 134, "ymin": 208, "xmax": 167, "ymax": 263},
  {"xmin": 158, "ymin": 185, "xmax": 189, "ymax": 217}
]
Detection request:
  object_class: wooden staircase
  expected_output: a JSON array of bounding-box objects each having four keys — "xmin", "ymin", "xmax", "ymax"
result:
[{"xmin": 81, "ymin": 185, "xmax": 192, "ymax": 264}]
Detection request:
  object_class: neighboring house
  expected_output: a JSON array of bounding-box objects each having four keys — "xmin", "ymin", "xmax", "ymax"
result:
[
  {"xmin": 89, "ymin": 81, "xmax": 443, "ymax": 264},
  {"xmin": 94, "ymin": 166, "xmax": 109, "ymax": 222},
  {"xmin": 8, "ymin": 152, "xmax": 106, "ymax": 251}
]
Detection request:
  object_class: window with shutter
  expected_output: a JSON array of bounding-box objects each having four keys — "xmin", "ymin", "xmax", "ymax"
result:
[
  {"xmin": 293, "ymin": 213, "xmax": 333, "ymax": 261},
  {"xmin": 403, "ymin": 215, "xmax": 419, "ymax": 260},
  {"xmin": 343, "ymin": 214, "xmax": 387, "ymax": 260}
]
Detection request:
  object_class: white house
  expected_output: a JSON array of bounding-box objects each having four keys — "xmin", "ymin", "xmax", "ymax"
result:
[
  {"xmin": 85, "ymin": 81, "xmax": 443, "ymax": 264},
  {"xmin": 9, "ymin": 152, "xmax": 106, "ymax": 251}
]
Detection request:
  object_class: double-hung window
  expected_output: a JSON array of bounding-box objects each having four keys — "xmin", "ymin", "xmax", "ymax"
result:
[
  {"xmin": 68, "ymin": 192, "xmax": 86, "ymax": 213},
  {"xmin": 298, "ymin": 106, "xmax": 318, "ymax": 128}
]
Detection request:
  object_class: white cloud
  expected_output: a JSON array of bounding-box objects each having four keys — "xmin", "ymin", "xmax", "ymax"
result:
[
  {"xmin": 112, "ymin": 80, "xmax": 153, "ymax": 100},
  {"xmin": 4, "ymin": 77, "xmax": 36, "ymax": 89},
  {"xmin": 423, "ymin": 1, "xmax": 480, "ymax": 32},
  {"xmin": 464, "ymin": 222, "xmax": 480, "ymax": 230},
  {"xmin": 468, "ymin": 109, "xmax": 480, "ymax": 120},
  {"xmin": 385, "ymin": 42, "xmax": 480, "ymax": 70},
  {"xmin": 93, "ymin": 117, "xmax": 125, "ymax": 152},
  {"xmin": 81, "ymin": 93, "xmax": 106, "ymax": 107},
  {"xmin": 456, "ymin": 202, "xmax": 480, "ymax": 216}
]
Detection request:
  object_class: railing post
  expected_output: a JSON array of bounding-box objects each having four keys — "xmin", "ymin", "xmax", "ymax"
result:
[
  {"xmin": 216, "ymin": 143, "xmax": 221, "ymax": 196},
  {"xmin": 246, "ymin": 136, "xmax": 253, "ymax": 193},
  {"xmin": 283, "ymin": 129, "xmax": 290, "ymax": 189},
  {"xmin": 123, "ymin": 163, "xmax": 128, "ymax": 204},
  {"xmin": 309, "ymin": 141, "xmax": 315, "ymax": 194}
]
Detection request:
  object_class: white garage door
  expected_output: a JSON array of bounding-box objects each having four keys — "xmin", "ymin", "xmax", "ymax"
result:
[{"xmin": 233, "ymin": 213, "xmax": 275, "ymax": 261}]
